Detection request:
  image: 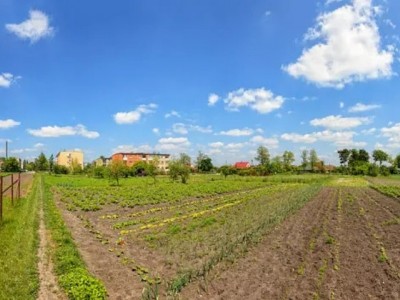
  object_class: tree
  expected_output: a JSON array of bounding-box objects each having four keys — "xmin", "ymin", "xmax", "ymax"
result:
[
  {"xmin": 270, "ymin": 156, "xmax": 284, "ymax": 173},
  {"xmin": 169, "ymin": 153, "xmax": 191, "ymax": 183},
  {"xmin": 2, "ymin": 157, "xmax": 20, "ymax": 172},
  {"xmin": 301, "ymin": 150, "xmax": 309, "ymax": 171},
  {"xmin": 197, "ymin": 153, "xmax": 213, "ymax": 173},
  {"xmin": 48, "ymin": 154, "xmax": 54, "ymax": 173},
  {"xmin": 394, "ymin": 154, "xmax": 400, "ymax": 169},
  {"xmin": 255, "ymin": 146, "xmax": 270, "ymax": 166},
  {"xmin": 71, "ymin": 158, "xmax": 83, "ymax": 174},
  {"xmin": 309, "ymin": 149, "xmax": 318, "ymax": 172},
  {"xmin": 337, "ymin": 149, "xmax": 350, "ymax": 166},
  {"xmin": 219, "ymin": 165, "xmax": 233, "ymax": 179},
  {"xmin": 147, "ymin": 156, "xmax": 159, "ymax": 183},
  {"xmin": 358, "ymin": 149, "xmax": 370, "ymax": 162},
  {"xmin": 282, "ymin": 151, "xmax": 295, "ymax": 172},
  {"xmin": 372, "ymin": 149, "xmax": 389, "ymax": 166},
  {"xmin": 105, "ymin": 160, "xmax": 127, "ymax": 185},
  {"xmin": 35, "ymin": 152, "xmax": 49, "ymax": 171}
]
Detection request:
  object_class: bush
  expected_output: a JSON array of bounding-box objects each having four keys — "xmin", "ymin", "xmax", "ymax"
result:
[
  {"xmin": 54, "ymin": 165, "xmax": 69, "ymax": 174},
  {"xmin": 59, "ymin": 268, "xmax": 107, "ymax": 300},
  {"xmin": 380, "ymin": 166, "xmax": 390, "ymax": 176},
  {"xmin": 368, "ymin": 164, "xmax": 379, "ymax": 177}
]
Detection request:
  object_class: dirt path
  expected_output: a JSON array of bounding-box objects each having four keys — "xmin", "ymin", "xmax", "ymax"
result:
[
  {"xmin": 181, "ymin": 187, "xmax": 400, "ymax": 299},
  {"xmin": 37, "ymin": 176, "xmax": 65, "ymax": 300}
]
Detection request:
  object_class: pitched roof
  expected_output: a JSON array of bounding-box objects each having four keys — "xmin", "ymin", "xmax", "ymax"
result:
[{"xmin": 234, "ymin": 161, "xmax": 250, "ymax": 169}]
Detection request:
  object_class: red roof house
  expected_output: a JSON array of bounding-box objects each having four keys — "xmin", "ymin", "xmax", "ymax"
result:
[{"xmin": 234, "ymin": 161, "xmax": 251, "ymax": 169}]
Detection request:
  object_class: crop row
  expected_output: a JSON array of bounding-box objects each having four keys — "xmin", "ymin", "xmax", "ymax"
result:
[
  {"xmin": 53, "ymin": 178, "xmax": 273, "ymax": 211},
  {"xmin": 371, "ymin": 185, "xmax": 400, "ymax": 199}
]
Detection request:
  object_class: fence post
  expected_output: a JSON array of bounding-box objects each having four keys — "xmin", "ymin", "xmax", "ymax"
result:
[
  {"xmin": 18, "ymin": 173, "xmax": 21, "ymax": 199},
  {"xmin": 11, "ymin": 174, "xmax": 14, "ymax": 206},
  {"xmin": 0, "ymin": 176, "xmax": 3, "ymax": 223}
]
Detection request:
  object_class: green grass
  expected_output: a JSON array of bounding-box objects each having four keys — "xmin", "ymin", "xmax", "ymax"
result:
[
  {"xmin": 42, "ymin": 175, "xmax": 107, "ymax": 299},
  {"xmin": 0, "ymin": 175, "xmax": 39, "ymax": 300}
]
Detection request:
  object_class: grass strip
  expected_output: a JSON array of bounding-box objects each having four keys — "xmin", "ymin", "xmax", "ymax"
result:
[
  {"xmin": 42, "ymin": 175, "xmax": 107, "ymax": 299},
  {"xmin": 0, "ymin": 175, "xmax": 39, "ymax": 300}
]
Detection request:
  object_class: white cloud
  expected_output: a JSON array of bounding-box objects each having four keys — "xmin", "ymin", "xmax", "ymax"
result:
[
  {"xmin": 34, "ymin": 143, "xmax": 45, "ymax": 148},
  {"xmin": 310, "ymin": 115, "xmax": 371, "ymax": 130},
  {"xmin": 224, "ymin": 88, "xmax": 284, "ymax": 114},
  {"xmin": 27, "ymin": 124, "xmax": 99, "ymax": 138},
  {"xmin": 348, "ymin": 102, "xmax": 381, "ymax": 112},
  {"xmin": 152, "ymin": 128, "xmax": 160, "ymax": 135},
  {"xmin": 114, "ymin": 103, "xmax": 157, "ymax": 124},
  {"xmin": 0, "ymin": 73, "xmax": 19, "ymax": 88},
  {"xmin": 250, "ymin": 135, "xmax": 279, "ymax": 149},
  {"xmin": 225, "ymin": 143, "xmax": 246, "ymax": 152},
  {"xmin": 220, "ymin": 128, "xmax": 254, "ymax": 136},
  {"xmin": 265, "ymin": 11, "xmax": 272, "ymax": 17},
  {"xmin": 209, "ymin": 142, "xmax": 224, "ymax": 148},
  {"xmin": 6, "ymin": 10, "xmax": 54, "ymax": 43},
  {"xmin": 156, "ymin": 137, "xmax": 190, "ymax": 151},
  {"xmin": 361, "ymin": 127, "xmax": 376, "ymax": 135},
  {"xmin": 208, "ymin": 93, "xmax": 220, "ymax": 106},
  {"xmin": 172, "ymin": 123, "xmax": 212, "ymax": 135},
  {"xmin": 281, "ymin": 130, "xmax": 365, "ymax": 147},
  {"xmin": 340, "ymin": 101, "xmax": 345, "ymax": 108},
  {"xmin": 112, "ymin": 144, "xmax": 153, "ymax": 154},
  {"xmin": 283, "ymin": 0, "xmax": 394, "ymax": 88},
  {"xmin": 165, "ymin": 110, "xmax": 181, "ymax": 118},
  {"xmin": 381, "ymin": 123, "xmax": 400, "ymax": 144},
  {"xmin": 0, "ymin": 119, "xmax": 21, "ymax": 129},
  {"xmin": 172, "ymin": 123, "xmax": 189, "ymax": 135}
]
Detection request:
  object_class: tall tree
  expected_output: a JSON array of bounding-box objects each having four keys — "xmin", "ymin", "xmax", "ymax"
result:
[
  {"xmin": 255, "ymin": 146, "xmax": 270, "ymax": 166},
  {"xmin": 372, "ymin": 149, "xmax": 389, "ymax": 166},
  {"xmin": 282, "ymin": 151, "xmax": 295, "ymax": 172},
  {"xmin": 358, "ymin": 149, "xmax": 370, "ymax": 162},
  {"xmin": 337, "ymin": 149, "xmax": 350, "ymax": 166},
  {"xmin": 48, "ymin": 154, "xmax": 54, "ymax": 173},
  {"xmin": 301, "ymin": 150, "xmax": 309, "ymax": 171},
  {"xmin": 35, "ymin": 152, "xmax": 48, "ymax": 171},
  {"xmin": 309, "ymin": 149, "xmax": 318, "ymax": 172}
]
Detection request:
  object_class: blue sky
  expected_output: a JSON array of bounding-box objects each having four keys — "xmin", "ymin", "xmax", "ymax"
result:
[{"xmin": 1, "ymin": 0, "xmax": 399, "ymax": 165}]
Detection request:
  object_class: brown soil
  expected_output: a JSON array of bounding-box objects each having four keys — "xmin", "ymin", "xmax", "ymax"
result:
[
  {"xmin": 53, "ymin": 185, "xmax": 400, "ymax": 299},
  {"xmin": 180, "ymin": 187, "xmax": 400, "ymax": 300},
  {"xmin": 57, "ymin": 202, "xmax": 145, "ymax": 299}
]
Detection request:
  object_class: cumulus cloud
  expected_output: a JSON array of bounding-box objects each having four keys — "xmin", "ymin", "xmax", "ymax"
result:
[
  {"xmin": 114, "ymin": 103, "xmax": 157, "ymax": 124},
  {"xmin": 310, "ymin": 115, "xmax": 371, "ymax": 130},
  {"xmin": 209, "ymin": 142, "xmax": 224, "ymax": 148},
  {"xmin": 283, "ymin": 0, "xmax": 394, "ymax": 88},
  {"xmin": 156, "ymin": 137, "xmax": 190, "ymax": 151},
  {"xmin": 381, "ymin": 123, "xmax": 400, "ymax": 144},
  {"xmin": 224, "ymin": 88, "xmax": 284, "ymax": 114},
  {"xmin": 250, "ymin": 135, "xmax": 279, "ymax": 149},
  {"xmin": 281, "ymin": 130, "xmax": 365, "ymax": 147},
  {"xmin": 27, "ymin": 124, "xmax": 99, "ymax": 138},
  {"xmin": 6, "ymin": 10, "xmax": 54, "ymax": 43},
  {"xmin": 0, "ymin": 73, "xmax": 19, "ymax": 88},
  {"xmin": 219, "ymin": 128, "xmax": 254, "ymax": 137},
  {"xmin": 0, "ymin": 119, "xmax": 21, "ymax": 129},
  {"xmin": 165, "ymin": 110, "xmax": 181, "ymax": 118},
  {"xmin": 208, "ymin": 93, "xmax": 220, "ymax": 106},
  {"xmin": 112, "ymin": 144, "xmax": 153, "ymax": 154},
  {"xmin": 172, "ymin": 123, "xmax": 212, "ymax": 135},
  {"xmin": 152, "ymin": 128, "xmax": 160, "ymax": 135},
  {"xmin": 348, "ymin": 102, "xmax": 381, "ymax": 112}
]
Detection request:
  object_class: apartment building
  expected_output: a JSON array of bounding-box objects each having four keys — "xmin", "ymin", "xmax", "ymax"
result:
[
  {"xmin": 56, "ymin": 150, "xmax": 84, "ymax": 168},
  {"xmin": 111, "ymin": 152, "xmax": 170, "ymax": 171}
]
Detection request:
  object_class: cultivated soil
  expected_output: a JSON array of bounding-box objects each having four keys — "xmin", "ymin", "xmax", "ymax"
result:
[
  {"xmin": 181, "ymin": 187, "xmax": 400, "ymax": 299},
  {"xmin": 54, "ymin": 184, "xmax": 400, "ymax": 299}
]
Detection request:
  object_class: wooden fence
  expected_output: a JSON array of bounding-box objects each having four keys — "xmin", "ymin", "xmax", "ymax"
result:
[{"xmin": 0, "ymin": 173, "xmax": 21, "ymax": 223}]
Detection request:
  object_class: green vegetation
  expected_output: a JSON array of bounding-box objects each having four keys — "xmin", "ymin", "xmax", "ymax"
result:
[
  {"xmin": 42, "ymin": 175, "xmax": 107, "ymax": 299},
  {"xmin": 0, "ymin": 175, "xmax": 39, "ymax": 299}
]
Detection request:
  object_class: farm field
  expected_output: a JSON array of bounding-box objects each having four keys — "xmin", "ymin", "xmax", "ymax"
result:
[{"xmin": 43, "ymin": 174, "xmax": 400, "ymax": 299}]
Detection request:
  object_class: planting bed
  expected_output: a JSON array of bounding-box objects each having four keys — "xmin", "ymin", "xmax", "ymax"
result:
[{"xmin": 46, "ymin": 174, "xmax": 400, "ymax": 299}]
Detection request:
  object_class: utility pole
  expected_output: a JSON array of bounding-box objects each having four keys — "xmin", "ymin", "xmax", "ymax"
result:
[{"xmin": 5, "ymin": 141, "xmax": 8, "ymax": 159}]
